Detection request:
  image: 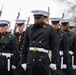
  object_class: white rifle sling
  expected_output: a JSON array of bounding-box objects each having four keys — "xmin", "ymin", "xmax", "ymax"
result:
[
  {"xmin": 48, "ymin": 50, "xmax": 52, "ymax": 62},
  {"xmin": 2, "ymin": 53, "xmax": 13, "ymax": 71},
  {"xmin": 59, "ymin": 51, "xmax": 67, "ymax": 69},
  {"xmin": 69, "ymin": 51, "xmax": 74, "ymax": 68},
  {"xmin": 7, "ymin": 59, "xmax": 10, "ymax": 71},
  {"xmin": 61, "ymin": 56, "xmax": 63, "ymax": 69},
  {"xmin": 70, "ymin": 51, "xmax": 76, "ymax": 69},
  {"xmin": 59, "ymin": 51, "xmax": 63, "ymax": 69},
  {"xmin": 72, "ymin": 55, "xmax": 74, "ymax": 68}
]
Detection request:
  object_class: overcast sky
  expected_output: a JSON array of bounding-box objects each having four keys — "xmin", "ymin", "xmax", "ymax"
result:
[{"xmin": 0, "ymin": 0, "xmax": 68, "ymax": 29}]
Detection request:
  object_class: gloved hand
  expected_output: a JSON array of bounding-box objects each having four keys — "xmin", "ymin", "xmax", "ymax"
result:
[
  {"xmin": 11, "ymin": 65, "xmax": 16, "ymax": 69},
  {"xmin": 21, "ymin": 63, "xmax": 27, "ymax": 71},
  {"xmin": 59, "ymin": 51, "xmax": 63, "ymax": 56},
  {"xmin": 61, "ymin": 64, "xmax": 67, "ymax": 69},
  {"xmin": 69, "ymin": 51, "xmax": 74, "ymax": 55},
  {"xmin": 73, "ymin": 65, "xmax": 76, "ymax": 69},
  {"xmin": 50, "ymin": 63, "xmax": 57, "ymax": 70}
]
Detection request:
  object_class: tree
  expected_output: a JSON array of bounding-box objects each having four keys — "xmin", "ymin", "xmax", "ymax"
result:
[{"xmin": 56, "ymin": 0, "xmax": 76, "ymax": 22}]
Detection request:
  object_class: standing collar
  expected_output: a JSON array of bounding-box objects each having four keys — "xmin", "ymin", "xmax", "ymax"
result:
[{"xmin": 31, "ymin": 22, "xmax": 46, "ymax": 29}]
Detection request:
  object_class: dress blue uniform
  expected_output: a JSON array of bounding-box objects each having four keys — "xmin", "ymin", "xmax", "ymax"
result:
[
  {"xmin": 0, "ymin": 20, "xmax": 20, "ymax": 75},
  {"xmin": 61, "ymin": 19, "xmax": 76, "ymax": 75},
  {"xmin": 50, "ymin": 18, "xmax": 69, "ymax": 75},
  {"xmin": 14, "ymin": 19, "xmax": 26, "ymax": 75},
  {"xmin": 20, "ymin": 10, "xmax": 59, "ymax": 75}
]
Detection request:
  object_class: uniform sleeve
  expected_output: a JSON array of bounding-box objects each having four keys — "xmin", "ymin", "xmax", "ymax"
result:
[
  {"xmin": 11, "ymin": 35, "xmax": 20, "ymax": 66},
  {"xmin": 62, "ymin": 33, "xmax": 69, "ymax": 64},
  {"xmin": 20, "ymin": 27, "xmax": 29, "ymax": 64},
  {"xmin": 74, "ymin": 35, "xmax": 76, "ymax": 65},
  {"xmin": 50, "ymin": 27, "xmax": 59, "ymax": 64}
]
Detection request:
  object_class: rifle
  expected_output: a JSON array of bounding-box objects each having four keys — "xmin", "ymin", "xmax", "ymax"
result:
[
  {"xmin": 59, "ymin": 51, "xmax": 67, "ymax": 69},
  {"xmin": 62, "ymin": 12, "xmax": 64, "ymax": 19},
  {"xmin": 0, "ymin": 5, "xmax": 3, "ymax": 19},
  {"xmin": 48, "ymin": 7, "xmax": 50, "ymax": 24},
  {"xmin": 26, "ymin": 12, "xmax": 31, "ymax": 28},
  {"xmin": 17, "ymin": 7, "xmax": 21, "ymax": 19},
  {"xmin": 14, "ymin": 7, "xmax": 21, "ymax": 32},
  {"xmin": 62, "ymin": 9, "xmax": 66, "ymax": 19}
]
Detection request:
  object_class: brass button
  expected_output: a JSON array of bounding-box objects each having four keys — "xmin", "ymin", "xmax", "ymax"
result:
[
  {"xmin": 19, "ymin": 34, "xmax": 21, "ymax": 36},
  {"xmin": 19, "ymin": 37, "xmax": 21, "ymax": 38},
  {"xmin": 34, "ymin": 47, "xmax": 38, "ymax": 52},
  {"xmin": 21, "ymin": 48, "xmax": 22, "ymax": 50},
  {"xmin": 43, "ymin": 26, "xmax": 46, "ymax": 28},
  {"xmin": 3, "ymin": 46, "xmax": 5, "ymax": 48},
  {"xmin": 39, "ymin": 41, "xmax": 41, "ymax": 43},
  {"xmin": 2, "ymin": 36, "xmax": 4, "ymax": 37},
  {"xmin": 61, "ymin": 34, "xmax": 63, "ymax": 36},
  {"xmin": 2, "ymin": 61, "xmax": 4, "ymax": 63},
  {"xmin": 9, "ymin": 36, "xmax": 11, "ymax": 38},
  {"xmin": 39, "ymin": 59, "xmax": 41, "ymax": 61},
  {"xmin": 2, "ymin": 36, "xmax": 4, "ymax": 39},
  {"xmin": 20, "ymin": 55, "xmax": 21, "ymax": 57},
  {"xmin": 18, "ymin": 40, "xmax": 20, "ymax": 42},
  {"xmin": 33, "ymin": 41, "xmax": 35, "ymax": 43},
  {"xmin": 33, "ymin": 59, "xmax": 35, "ymax": 61}
]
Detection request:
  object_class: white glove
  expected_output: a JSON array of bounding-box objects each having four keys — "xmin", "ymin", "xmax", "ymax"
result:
[
  {"xmin": 50, "ymin": 63, "xmax": 57, "ymax": 70},
  {"xmin": 61, "ymin": 64, "xmax": 67, "ymax": 69},
  {"xmin": 11, "ymin": 65, "xmax": 16, "ymax": 69},
  {"xmin": 21, "ymin": 63, "xmax": 27, "ymax": 71},
  {"xmin": 73, "ymin": 65, "xmax": 76, "ymax": 69},
  {"xmin": 69, "ymin": 51, "xmax": 74, "ymax": 55},
  {"xmin": 59, "ymin": 51, "xmax": 63, "ymax": 56}
]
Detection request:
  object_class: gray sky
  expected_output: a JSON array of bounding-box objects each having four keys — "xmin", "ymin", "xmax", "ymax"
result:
[{"xmin": 0, "ymin": 0, "xmax": 66, "ymax": 29}]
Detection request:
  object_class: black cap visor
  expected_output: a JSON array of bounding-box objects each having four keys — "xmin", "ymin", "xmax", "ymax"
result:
[
  {"xmin": 51, "ymin": 21, "xmax": 59, "ymax": 25},
  {"xmin": 17, "ymin": 23, "xmax": 24, "ymax": 26},
  {"xmin": 34, "ymin": 14, "xmax": 44, "ymax": 19},
  {"xmin": 0, "ymin": 24, "xmax": 8, "ymax": 26}
]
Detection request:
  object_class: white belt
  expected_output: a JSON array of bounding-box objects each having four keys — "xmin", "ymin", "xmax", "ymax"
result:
[
  {"xmin": 0, "ymin": 52, "xmax": 13, "ymax": 58},
  {"xmin": 29, "ymin": 47, "xmax": 48, "ymax": 53},
  {"xmin": 0, "ymin": 52, "xmax": 13, "ymax": 71}
]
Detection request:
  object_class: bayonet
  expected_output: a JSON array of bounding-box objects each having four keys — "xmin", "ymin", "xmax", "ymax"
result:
[
  {"xmin": 0, "ymin": 5, "xmax": 3, "ymax": 19},
  {"xmin": 17, "ymin": 7, "xmax": 21, "ymax": 19}
]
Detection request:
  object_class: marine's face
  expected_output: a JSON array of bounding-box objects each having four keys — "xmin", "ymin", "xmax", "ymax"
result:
[
  {"xmin": 69, "ymin": 27, "xmax": 75, "ymax": 33},
  {"xmin": 43, "ymin": 17, "xmax": 49, "ymax": 24},
  {"xmin": 17, "ymin": 25, "xmax": 24, "ymax": 32},
  {"xmin": 61, "ymin": 24, "xmax": 69, "ymax": 31},
  {"xmin": 34, "ymin": 16, "xmax": 44, "ymax": 25},
  {"xmin": 51, "ymin": 23, "xmax": 60, "ymax": 31},
  {"xmin": 0, "ymin": 26, "xmax": 8, "ymax": 33}
]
